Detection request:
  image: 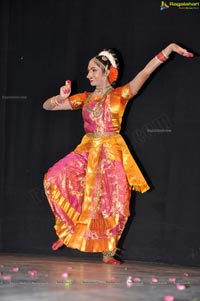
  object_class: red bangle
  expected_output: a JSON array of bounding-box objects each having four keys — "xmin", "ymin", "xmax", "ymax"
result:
[{"xmin": 155, "ymin": 51, "xmax": 169, "ymax": 63}]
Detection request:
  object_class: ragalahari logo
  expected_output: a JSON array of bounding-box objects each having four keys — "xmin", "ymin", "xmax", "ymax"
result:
[
  {"xmin": 160, "ymin": 1, "xmax": 170, "ymax": 10},
  {"xmin": 160, "ymin": 1, "xmax": 200, "ymax": 10}
]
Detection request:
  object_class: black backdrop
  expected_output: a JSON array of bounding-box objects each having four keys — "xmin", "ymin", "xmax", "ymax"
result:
[{"xmin": 1, "ymin": 0, "xmax": 200, "ymax": 266}]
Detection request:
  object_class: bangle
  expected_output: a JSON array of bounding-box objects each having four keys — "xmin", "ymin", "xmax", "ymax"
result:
[
  {"xmin": 55, "ymin": 95, "xmax": 64, "ymax": 105},
  {"xmin": 155, "ymin": 51, "xmax": 169, "ymax": 63},
  {"xmin": 50, "ymin": 96, "xmax": 57, "ymax": 107},
  {"xmin": 50, "ymin": 95, "xmax": 64, "ymax": 107}
]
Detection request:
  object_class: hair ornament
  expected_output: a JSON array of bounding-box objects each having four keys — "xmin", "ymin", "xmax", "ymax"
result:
[
  {"xmin": 98, "ymin": 50, "xmax": 117, "ymax": 68},
  {"xmin": 101, "ymin": 56, "xmax": 109, "ymax": 62},
  {"xmin": 108, "ymin": 65, "xmax": 118, "ymax": 84}
]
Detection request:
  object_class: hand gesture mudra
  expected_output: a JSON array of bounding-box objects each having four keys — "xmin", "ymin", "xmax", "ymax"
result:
[
  {"xmin": 165, "ymin": 43, "xmax": 194, "ymax": 58},
  {"xmin": 60, "ymin": 80, "xmax": 72, "ymax": 101}
]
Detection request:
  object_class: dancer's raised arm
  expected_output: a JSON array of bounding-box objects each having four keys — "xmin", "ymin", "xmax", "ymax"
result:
[{"xmin": 129, "ymin": 43, "xmax": 194, "ymax": 96}]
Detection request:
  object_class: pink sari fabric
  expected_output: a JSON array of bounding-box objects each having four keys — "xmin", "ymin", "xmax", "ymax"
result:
[{"xmin": 44, "ymin": 84, "xmax": 149, "ymax": 252}]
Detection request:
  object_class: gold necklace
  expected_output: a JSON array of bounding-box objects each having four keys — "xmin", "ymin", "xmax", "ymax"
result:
[
  {"xmin": 85, "ymin": 87, "xmax": 113, "ymax": 114},
  {"xmin": 95, "ymin": 85, "xmax": 112, "ymax": 93}
]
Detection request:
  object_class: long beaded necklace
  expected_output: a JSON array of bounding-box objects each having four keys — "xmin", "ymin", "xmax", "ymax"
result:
[{"xmin": 85, "ymin": 86, "xmax": 113, "ymax": 117}]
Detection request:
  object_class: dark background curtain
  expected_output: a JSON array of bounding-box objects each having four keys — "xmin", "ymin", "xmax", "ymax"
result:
[{"xmin": 0, "ymin": 0, "xmax": 200, "ymax": 266}]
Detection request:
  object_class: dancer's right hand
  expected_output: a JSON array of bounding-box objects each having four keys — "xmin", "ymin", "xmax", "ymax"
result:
[{"xmin": 59, "ymin": 80, "xmax": 71, "ymax": 100}]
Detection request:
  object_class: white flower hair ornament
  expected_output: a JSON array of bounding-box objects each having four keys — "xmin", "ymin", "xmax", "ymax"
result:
[
  {"xmin": 98, "ymin": 50, "xmax": 119, "ymax": 84},
  {"xmin": 98, "ymin": 50, "xmax": 117, "ymax": 68}
]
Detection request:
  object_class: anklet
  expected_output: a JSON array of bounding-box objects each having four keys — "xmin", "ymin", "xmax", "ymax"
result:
[{"xmin": 102, "ymin": 248, "xmax": 117, "ymax": 257}]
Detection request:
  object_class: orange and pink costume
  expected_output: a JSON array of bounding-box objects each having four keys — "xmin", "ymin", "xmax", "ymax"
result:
[{"xmin": 44, "ymin": 84, "xmax": 149, "ymax": 253}]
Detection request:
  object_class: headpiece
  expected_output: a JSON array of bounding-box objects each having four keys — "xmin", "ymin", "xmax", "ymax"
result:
[
  {"xmin": 98, "ymin": 50, "xmax": 117, "ymax": 68},
  {"xmin": 96, "ymin": 50, "xmax": 119, "ymax": 84}
]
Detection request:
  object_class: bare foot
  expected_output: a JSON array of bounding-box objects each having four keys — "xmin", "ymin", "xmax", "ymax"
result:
[
  {"xmin": 51, "ymin": 239, "xmax": 64, "ymax": 251},
  {"xmin": 103, "ymin": 256, "xmax": 121, "ymax": 265}
]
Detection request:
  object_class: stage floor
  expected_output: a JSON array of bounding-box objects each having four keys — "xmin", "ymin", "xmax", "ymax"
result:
[{"xmin": 0, "ymin": 254, "xmax": 200, "ymax": 301}]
